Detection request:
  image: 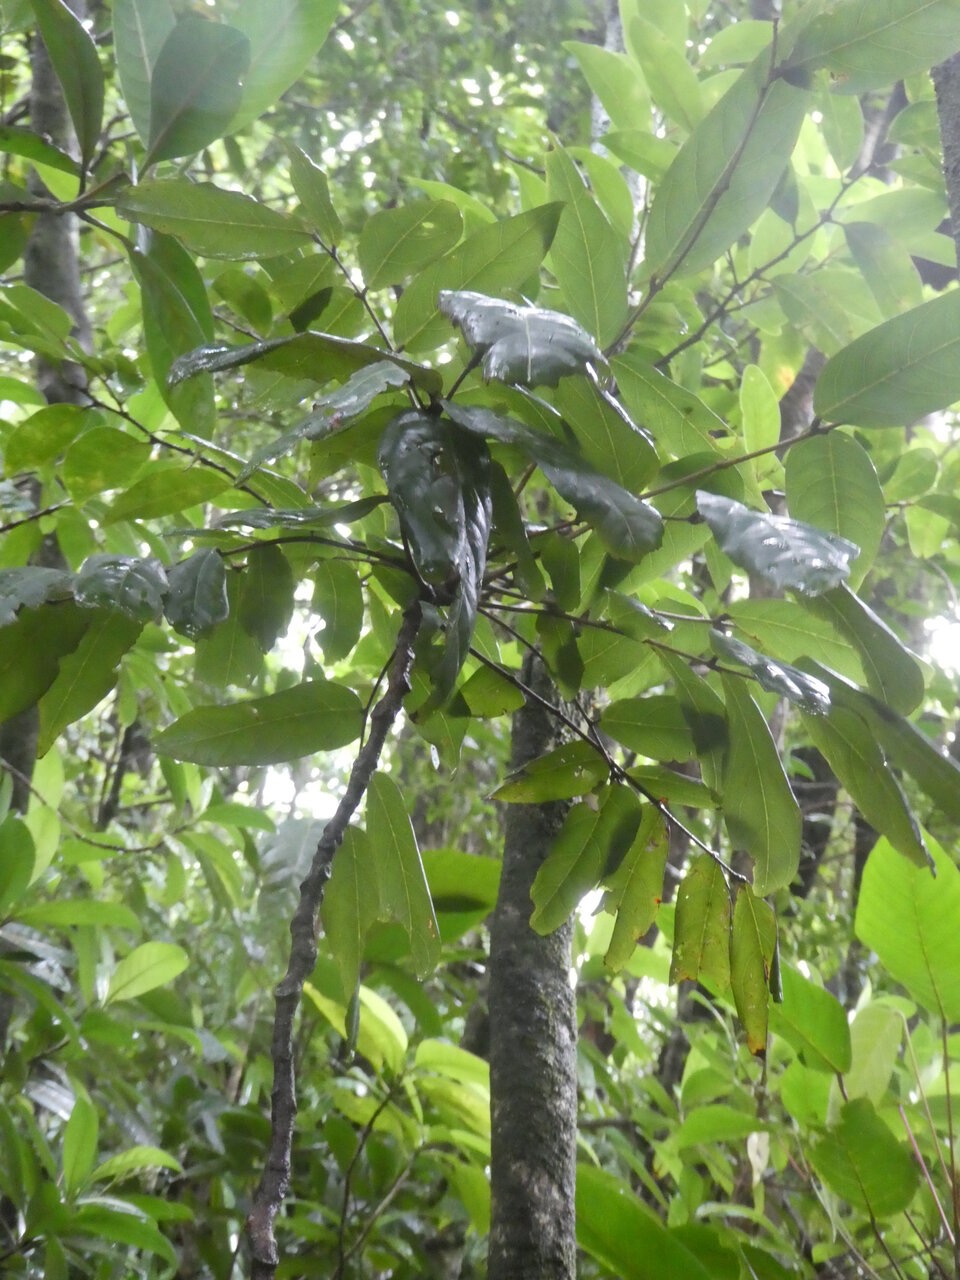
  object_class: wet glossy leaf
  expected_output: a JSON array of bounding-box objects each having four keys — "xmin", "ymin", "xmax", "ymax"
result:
[
  {"xmin": 697, "ymin": 490, "xmax": 859, "ymax": 595},
  {"xmin": 604, "ymin": 806, "xmax": 669, "ymax": 971},
  {"xmin": 229, "ymin": 0, "xmax": 338, "ymax": 132},
  {"xmin": 769, "ymin": 965, "xmax": 851, "ymax": 1073},
  {"xmin": 730, "ymin": 887, "xmax": 776, "ymax": 1055},
  {"xmin": 809, "ymin": 1099, "xmax": 918, "ymax": 1216},
  {"xmin": 164, "ymin": 550, "xmax": 228, "ymax": 640},
  {"xmin": 361, "ymin": 201, "xmax": 462, "ymax": 289},
  {"xmin": 814, "ymin": 290, "xmax": 960, "ymax": 428},
  {"xmin": 493, "ymin": 741, "xmax": 609, "ymax": 804},
  {"xmin": 28, "ymin": 0, "xmax": 104, "ymax": 167},
  {"xmin": 113, "ymin": 0, "xmax": 174, "ymax": 143},
  {"xmin": 75, "ymin": 556, "xmax": 168, "ymax": 623},
  {"xmin": 439, "ymin": 290, "xmax": 604, "ymax": 387},
  {"xmin": 0, "ymin": 568, "xmax": 73, "ymax": 626},
  {"xmin": 144, "ymin": 16, "xmax": 249, "ymax": 167},
  {"xmin": 155, "ymin": 680, "xmax": 362, "ymax": 765},
  {"xmin": 669, "ymin": 854, "xmax": 731, "ymax": 988},
  {"xmin": 105, "ymin": 941, "xmax": 189, "ymax": 1004},
  {"xmin": 37, "ymin": 612, "xmax": 143, "ymax": 754},
  {"xmin": 720, "ymin": 674, "xmax": 801, "ymax": 896},
  {"xmin": 710, "ymin": 630, "xmax": 830, "ymax": 715}
]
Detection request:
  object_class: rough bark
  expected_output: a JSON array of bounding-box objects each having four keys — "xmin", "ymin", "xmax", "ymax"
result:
[
  {"xmin": 487, "ymin": 654, "xmax": 577, "ymax": 1280},
  {"xmin": 934, "ymin": 53, "xmax": 960, "ymax": 271}
]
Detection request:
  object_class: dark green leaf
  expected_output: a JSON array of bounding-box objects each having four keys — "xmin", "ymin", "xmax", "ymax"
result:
[
  {"xmin": 0, "ymin": 124, "xmax": 79, "ymax": 175},
  {"xmin": 118, "ymin": 178, "xmax": 314, "ymax": 260},
  {"xmin": 361, "ymin": 202, "xmax": 462, "ymax": 289},
  {"xmin": 75, "ymin": 555, "xmax": 167, "ymax": 623},
  {"xmin": 69, "ymin": 1204, "xmax": 177, "ymax": 1266},
  {"xmin": 229, "ymin": 0, "xmax": 338, "ymax": 132},
  {"xmin": 0, "ymin": 602, "xmax": 90, "ymax": 723},
  {"xmin": 28, "ymin": 0, "xmax": 104, "ymax": 168},
  {"xmin": 730, "ymin": 887, "xmax": 776, "ymax": 1055},
  {"xmin": 37, "ymin": 612, "xmax": 142, "ymax": 754},
  {"xmin": 669, "ymin": 853, "xmax": 731, "ymax": 988},
  {"xmin": 809, "ymin": 1099, "xmax": 919, "ymax": 1216},
  {"xmin": 784, "ymin": 432, "xmax": 884, "ymax": 587},
  {"xmin": 164, "ymin": 550, "xmax": 228, "ymax": 639},
  {"xmin": 238, "ymin": 544, "xmax": 294, "ymax": 652},
  {"xmin": 727, "ymin": 598, "xmax": 867, "ymax": 685},
  {"xmin": 285, "ymin": 143, "xmax": 342, "ymax": 244},
  {"xmin": 194, "ymin": 575, "xmax": 262, "ymax": 690},
  {"xmin": 643, "ymin": 55, "xmax": 810, "ymax": 279},
  {"xmin": 554, "ymin": 375, "xmax": 658, "ymax": 492},
  {"xmin": 769, "ymin": 964, "xmax": 852, "ymax": 1073},
  {"xmin": 720, "ymin": 674, "xmax": 801, "ymax": 896},
  {"xmin": 494, "ymin": 741, "xmax": 609, "ymax": 805},
  {"xmin": 813, "ymin": 291, "xmax": 960, "ymax": 428},
  {"xmin": 439, "ymin": 290, "xmax": 605, "ymax": 387},
  {"xmin": 710, "ymin": 629, "xmax": 830, "ymax": 714},
  {"xmin": 600, "ymin": 694, "xmax": 695, "ymax": 761},
  {"xmin": 697, "ymin": 490, "xmax": 859, "ymax": 595},
  {"xmin": 312, "ymin": 561, "xmax": 364, "ymax": 663},
  {"xmin": 144, "ymin": 16, "xmax": 249, "ymax": 167},
  {"xmin": 321, "ymin": 826, "xmax": 380, "ymax": 999},
  {"xmin": 113, "ymin": 0, "xmax": 174, "ymax": 144},
  {"xmin": 212, "ymin": 498, "xmax": 386, "ymax": 531},
  {"xmin": 0, "ymin": 567, "xmax": 74, "ymax": 625},
  {"xmin": 366, "ymin": 772, "xmax": 440, "ymax": 977},
  {"xmin": 658, "ymin": 651, "xmax": 728, "ymax": 791},
  {"xmin": 604, "ymin": 806, "xmax": 669, "ymax": 971},
  {"xmin": 156, "ymin": 679, "xmax": 362, "ymax": 765}
]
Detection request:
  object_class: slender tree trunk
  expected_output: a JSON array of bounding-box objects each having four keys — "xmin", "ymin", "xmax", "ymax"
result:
[
  {"xmin": 933, "ymin": 52, "xmax": 960, "ymax": 272},
  {"xmin": 487, "ymin": 654, "xmax": 577, "ymax": 1280}
]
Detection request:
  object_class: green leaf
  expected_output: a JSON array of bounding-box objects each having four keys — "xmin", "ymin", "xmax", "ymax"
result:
[
  {"xmin": 564, "ymin": 42, "xmax": 649, "ymax": 131},
  {"xmin": 545, "ymin": 146, "xmax": 628, "ymax": 345},
  {"xmin": 105, "ymin": 941, "xmax": 189, "ymax": 1005},
  {"xmin": 75, "ymin": 556, "xmax": 167, "ymax": 623},
  {"xmin": 69, "ymin": 1203, "xmax": 177, "ymax": 1266},
  {"xmin": 600, "ymin": 695, "xmax": 695, "ymax": 761},
  {"xmin": 194, "ymin": 575, "xmax": 262, "ymax": 690},
  {"xmin": 28, "ymin": 0, "xmax": 104, "ymax": 168},
  {"xmin": 813, "ymin": 291, "xmax": 960, "ymax": 428},
  {"xmin": 439, "ymin": 290, "xmax": 605, "ymax": 387},
  {"xmin": 730, "ymin": 887, "xmax": 776, "ymax": 1055},
  {"xmin": 238, "ymin": 544, "xmax": 294, "ymax": 652},
  {"xmin": 554, "ymin": 375, "xmax": 658, "ymax": 492},
  {"xmin": 4, "ymin": 403, "xmax": 93, "ymax": 472},
  {"xmin": 628, "ymin": 15, "xmax": 703, "ymax": 132},
  {"xmin": 769, "ymin": 964, "xmax": 851, "ymax": 1073},
  {"xmin": 643, "ymin": 55, "xmax": 810, "ymax": 279},
  {"xmin": 669, "ymin": 853, "xmax": 731, "ymax": 988},
  {"xmin": 604, "ymin": 806, "xmax": 669, "ymax": 971},
  {"xmin": 784, "ymin": 0, "xmax": 960, "ymax": 95},
  {"xmin": 0, "ymin": 602, "xmax": 90, "ymax": 723},
  {"xmin": 613, "ymin": 357, "xmax": 730, "ymax": 457},
  {"xmin": 62, "ymin": 1096, "xmax": 98, "ymax": 1198},
  {"xmin": 710, "ymin": 630, "xmax": 830, "ymax": 715},
  {"xmin": 697, "ymin": 490, "xmax": 859, "ymax": 595},
  {"xmin": 312, "ymin": 561, "xmax": 363, "ymax": 663},
  {"xmin": 164, "ymin": 550, "xmax": 228, "ymax": 640},
  {"xmin": 799, "ymin": 585, "xmax": 923, "ymax": 715},
  {"xmin": 321, "ymin": 826, "xmax": 380, "ymax": 999},
  {"xmin": 720, "ymin": 674, "xmax": 801, "ymax": 896},
  {"xmin": 61, "ymin": 427, "xmax": 151, "ymax": 501},
  {"xmin": 0, "ymin": 567, "xmax": 74, "ymax": 625},
  {"xmin": 37, "ymin": 612, "xmax": 142, "ymax": 755},
  {"xmin": 840, "ymin": 1004, "xmax": 903, "ymax": 1107},
  {"xmin": 156, "ymin": 680, "xmax": 362, "ymax": 765},
  {"xmin": 360, "ymin": 201, "xmax": 462, "ymax": 290},
  {"xmin": 493, "ymin": 741, "xmax": 609, "ymax": 804},
  {"xmin": 105, "ymin": 465, "xmax": 228, "ymax": 525},
  {"xmin": 0, "ymin": 124, "xmax": 79, "ymax": 175},
  {"xmin": 366, "ymin": 773, "xmax": 440, "ymax": 977},
  {"xmin": 674, "ymin": 1106, "xmax": 767, "ymax": 1149},
  {"xmin": 229, "ymin": 0, "xmax": 339, "ymax": 132},
  {"xmin": 15, "ymin": 900, "xmax": 141, "ymax": 930},
  {"xmin": 856, "ymin": 834, "xmax": 960, "ymax": 1021},
  {"xmin": 144, "ymin": 16, "xmax": 249, "ymax": 167},
  {"xmin": 113, "ymin": 0, "xmax": 174, "ymax": 144},
  {"xmin": 92, "ymin": 1146, "xmax": 182, "ymax": 1184},
  {"xmin": 392, "ymin": 204, "xmax": 562, "ymax": 352},
  {"xmin": 809, "ymin": 1098, "xmax": 918, "ymax": 1216},
  {"xmin": 843, "ymin": 221, "xmax": 924, "ymax": 319},
  {"xmin": 784, "ymin": 432, "xmax": 884, "ymax": 588},
  {"xmin": 801, "ymin": 704, "xmax": 930, "ymax": 870},
  {"xmin": 285, "ymin": 144, "xmax": 342, "ymax": 244},
  {"xmin": 728, "ymin": 598, "xmax": 866, "ymax": 685},
  {"xmin": 0, "ymin": 817, "xmax": 35, "ymax": 916},
  {"xmin": 658, "ymin": 651, "xmax": 728, "ymax": 791},
  {"xmin": 739, "ymin": 364, "xmax": 780, "ymax": 456},
  {"xmin": 117, "ymin": 178, "xmax": 314, "ymax": 260}
]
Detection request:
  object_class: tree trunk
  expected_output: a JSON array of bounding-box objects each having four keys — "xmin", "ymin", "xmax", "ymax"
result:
[
  {"xmin": 933, "ymin": 52, "xmax": 960, "ymax": 271},
  {"xmin": 487, "ymin": 654, "xmax": 577, "ymax": 1280}
]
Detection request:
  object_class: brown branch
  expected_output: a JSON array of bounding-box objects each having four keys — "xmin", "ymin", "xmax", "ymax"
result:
[{"xmin": 246, "ymin": 599, "xmax": 423, "ymax": 1278}]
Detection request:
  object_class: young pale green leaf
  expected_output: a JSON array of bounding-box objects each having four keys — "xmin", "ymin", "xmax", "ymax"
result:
[
  {"xmin": 613, "ymin": 357, "xmax": 730, "ymax": 456},
  {"xmin": 118, "ymin": 179, "xmax": 314, "ymax": 260},
  {"xmin": 62, "ymin": 1096, "xmax": 98, "ymax": 1199},
  {"xmin": 545, "ymin": 146, "xmax": 628, "ymax": 346},
  {"xmin": 739, "ymin": 364, "xmax": 780, "ymax": 456},
  {"xmin": 856, "ymin": 834, "xmax": 960, "ymax": 1021},
  {"xmin": 710, "ymin": 630, "xmax": 830, "ymax": 715},
  {"xmin": 0, "ymin": 817, "xmax": 35, "ymax": 916},
  {"xmin": 113, "ymin": 0, "xmax": 174, "ymax": 144},
  {"xmin": 366, "ymin": 772, "xmax": 440, "ymax": 977},
  {"xmin": 155, "ymin": 680, "xmax": 362, "ymax": 765},
  {"xmin": 809, "ymin": 1099, "xmax": 918, "ymax": 1216},
  {"xmin": 697, "ymin": 491, "xmax": 859, "ymax": 595},
  {"xmin": 312, "ymin": 561, "xmax": 363, "ymax": 663},
  {"xmin": 238, "ymin": 544, "xmax": 294, "ymax": 652},
  {"xmin": 392, "ymin": 204, "xmax": 562, "ymax": 352},
  {"xmin": 285, "ymin": 144, "xmax": 342, "ymax": 244},
  {"xmin": 360, "ymin": 201, "xmax": 462, "ymax": 290},
  {"xmin": 785, "ymin": 432, "xmax": 884, "ymax": 588},
  {"xmin": 643, "ymin": 54, "xmax": 810, "ymax": 280},
  {"xmin": 720, "ymin": 674, "xmax": 801, "ymax": 896},
  {"xmin": 814, "ymin": 290, "xmax": 960, "ymax": 428},
  {"xmin": 37, "ymin": 612, "xmax": 143, "ymax": 755},
  {"xmin": 799, "ymin": 585, "xmax": 924, "ymax": 714},
  {"xmin": 628, "ymin": 16, "xmax": 703, "ymax": 132},
  {"xmin": 104, "ymin": 941, "xmax": 189, "ymax": 1005},
  {"xmin": 564, "ymin": 42, "xmax": 650, "ymax": 130},
  {"xmin": 321, "ymin": 826, "xmax": 380, "ymax": 999},
  {"xmin": 669, "ymin": 853, "xmax": 731, "ymax": 988},
  {"xmin": 15, "ymin": 900, "xmax": 141, "ymax": 930},
  {"xmin": 673, "ymin": 1107, "xmax": 770, "ymax": 1149},
  {"xmin": 784, "ymin": 0, "xmax": 960, "ymax": 95},
  {"xmin": 0, "ymin": 124, "xmax": 79, "ymax": 176},
  {"xmin": 554, "ymin": 375, "xmax": 658, "ymax": 492},
  {"xmin": 494, "ymin": 740, "xmax": 608, "ymax": 805},
  {"xmin": 600, "ymin": 695, "xmax": 695, "ymax": 762},
  {"xmin": 92, "ymin": 1146, "xmax": 182, "ymax": 1185},
  {"xmin": 28, "ymin": 0, "xmax": 104, "ymax": 168},
  {"xmin": 439, "ymin": 290, "xmax": 605, "ymax": 387},
  {"xmin": 163, "ymin": 550, "xmax": 228, "ymax": 640},
  {"xmin": 843, "ymin": 221, "xmax": 924, "ymax": 319},
  {"xmin": 75, "ymin": 555, "xmax": 168, "ymax": 623},
  {"xmin": 0, "ymin": 567, "xmax": 74, "ymax": 626},
  {"xmin": 730, "ymin": 887, "xmax": 777, "ymax": 1056},
  {"xmin": 604, "ymin": 806, "xmax": 669, "ymax": 971},
  {"xmin": 0, "ymin": 602, "xmax": 90, "ymax": 723},
  {"xmin": 837, "ymin": 1004, "xmax": 903, "ymax": 1109},
  {"xmin": 229, "ymin": 0, "xmax": 338, "ymax": 132},
  {"xmin": 657, "ymin": 651, "xmax": 728, "ymax": 791},
  {"xmin": 4, "ymin": 402, "xmax": 92, "ymax": 472},
  {"xmin": 144, "ymin": 16, "xmax": 249, "ymax": 167},
  {"xmin": 769, "ymin": 964, "xmax": 852, "ymax": 1073},
  {"xmin": 801, "ymin": 704, "xmax": 931, "ymax": 870}
]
